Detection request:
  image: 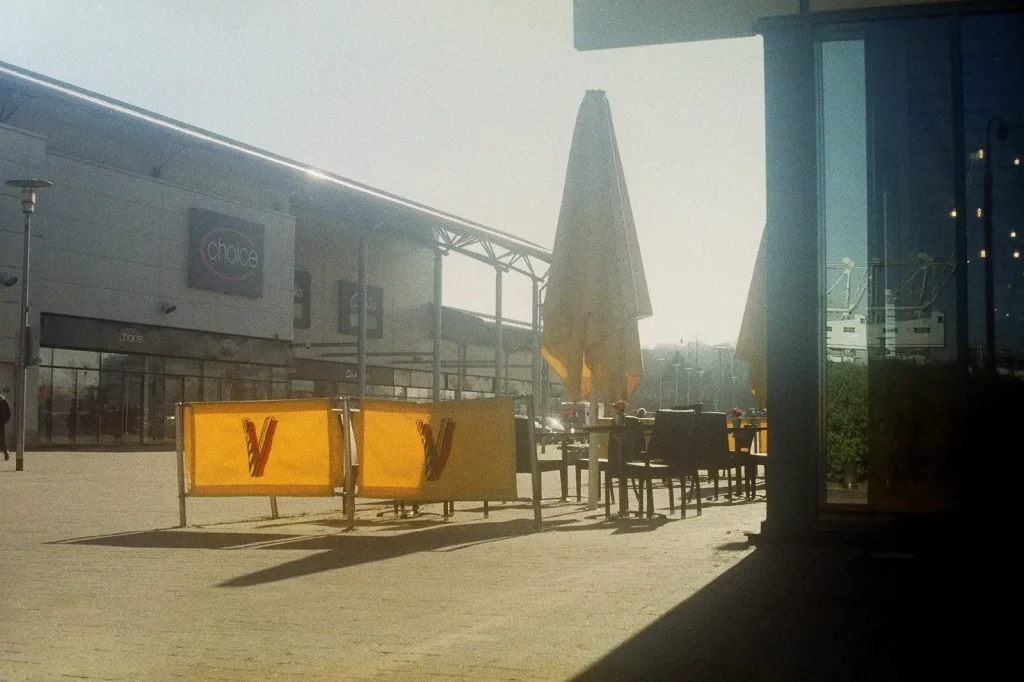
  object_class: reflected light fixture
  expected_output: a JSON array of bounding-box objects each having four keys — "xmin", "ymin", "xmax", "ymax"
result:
[
  {"xmin": 1015, "ymin": 251, "xmax": 1021, "ymax": 259},
  {"xmin": 1015, "ymin": 157, "xmax": 1021, "ymax": 166},
  {"xmin": 950, "ymin": 208, "xmax": 958, "ymax": 218},
  {"xmin": 977, "ymin": 208, "xmax": 984, "ymax": 218},
  {"xmin": 981, "ymin": 250, "xmax": 988, "ymax": 258},
  {"xmin": 1012, "ymin": 232, "xmax": 1018, "ymax": 238}
]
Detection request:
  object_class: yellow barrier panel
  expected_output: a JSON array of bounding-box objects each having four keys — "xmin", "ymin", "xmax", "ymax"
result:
[
  {"xmin": 183, "ymin": 398, "xmax": 343, "ymax": 496},
  {"xmin": 357, "ymin": 397, "xmax": 517, "ymax": 501}
]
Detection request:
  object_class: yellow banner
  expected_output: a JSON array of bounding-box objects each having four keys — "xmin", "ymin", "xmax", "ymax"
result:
[
  {"xmin": 357, "ymin": 397, "xmax": 517, "ymax": 501},
  {"xmin": 183, "ymin": 399, "xmax": 343, "ymax": 496}
]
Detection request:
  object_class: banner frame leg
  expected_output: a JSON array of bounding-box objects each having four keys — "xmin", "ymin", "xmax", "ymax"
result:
[
  {"xmin": 269, "ymin": 496, "xmax": 279, "ymax": 519},
  {"xmin": 343, "ymin": 398, "xmax": 356, "ymax": 531},
  {"xmin": 483, "ymin": 500, "xmax": 489, "ymax": 518},
  {"xmin": 526, "ymin": 396, "xmax": 543, "ymax": 532},
  {"xmin": 175, "ymin": 403, "xmax": 186, "ymax": 528}
]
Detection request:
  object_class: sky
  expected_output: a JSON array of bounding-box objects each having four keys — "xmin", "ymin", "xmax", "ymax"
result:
[{"xmin": 0, "ymin": 0, "xmax": 766, "ymax": 346}]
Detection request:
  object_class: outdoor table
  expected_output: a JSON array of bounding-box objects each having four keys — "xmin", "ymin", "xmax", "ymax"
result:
[{"xmin": 582, "ymin": 422, "xmax": 656, "ymax": 519}]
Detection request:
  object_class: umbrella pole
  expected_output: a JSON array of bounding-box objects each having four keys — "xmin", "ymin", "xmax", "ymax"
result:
[{"xmin": 588, "ymin": 391, "xmax": 601, "ymax": 510}]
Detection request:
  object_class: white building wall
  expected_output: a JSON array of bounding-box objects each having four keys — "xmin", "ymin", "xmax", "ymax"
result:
[
  {"xmin": 2, "ymin": 123, "xmax": 296, "ymax": 441},
  {"xmin": 292, "ymin": 208, "xmax": 435, "ymax": 362}
]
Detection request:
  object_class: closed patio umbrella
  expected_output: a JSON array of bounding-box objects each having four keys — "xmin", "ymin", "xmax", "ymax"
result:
[
  {"xmin": 735, "ymin": 226, "xmax": 767, "ymax": 408},
  {"xmin": 542, "ymin": 90, "xmax": 652, "ymax": 509}
]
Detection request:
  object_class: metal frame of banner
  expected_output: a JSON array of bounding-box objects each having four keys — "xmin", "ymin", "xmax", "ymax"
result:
[
  {"xmin": 173, "ymin": 395, "xmax": 543, "ymax": 533},
  {"xmin": 175, "ymin": 402, "xmax": 187, "ymax": 528},
  {"xmin": 523, "ymin": 394, "xmax": 543, "ymax": 532},
  {"xmin": 340, "ymin": 397, "xmax": 357, "ymax": 531},
  {"xmin": 174, "ymin": 399, "xmax": 338, "ymax": 529}
]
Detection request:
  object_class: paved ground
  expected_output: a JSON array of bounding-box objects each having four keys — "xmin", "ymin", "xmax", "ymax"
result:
[{"xmin": 0, "ymin": 452, "xmax": 766, "ymax": 681}]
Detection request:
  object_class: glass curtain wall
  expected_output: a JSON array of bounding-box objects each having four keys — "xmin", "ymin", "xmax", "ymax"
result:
[
  {"xmin": 37, "ymin": 349, "xmax": 290, "ymax": 448},
  {"xmin": 818, "ymin": 17, "xmax": 960, "ymax": 510}
]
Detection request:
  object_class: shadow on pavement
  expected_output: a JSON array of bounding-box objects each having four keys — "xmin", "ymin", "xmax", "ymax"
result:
[
  {"xmin": 50, "ymin": 511, "xmax": 681, "ymax": 586},
  {"xmin": 573, "ymin": 543, "xmax": 964, "ymax": 681}
]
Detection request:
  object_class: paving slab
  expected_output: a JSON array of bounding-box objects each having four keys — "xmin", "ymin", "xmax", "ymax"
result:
[{"xmin": 1, "ymin": 452, "xmax": 766, "ymax": 681}]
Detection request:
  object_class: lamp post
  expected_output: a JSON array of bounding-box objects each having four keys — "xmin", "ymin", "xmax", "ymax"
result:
[
  {"xmin": 6, "ymin": 179, "xmax": 52, "ymax": 472},
  {"xmin": 983, "ymin": 117, "xmax": 1009, "ymax": 374},
  {"xmin": 673, "ymin": 364, "xmax": 680, "ymax": 406}
]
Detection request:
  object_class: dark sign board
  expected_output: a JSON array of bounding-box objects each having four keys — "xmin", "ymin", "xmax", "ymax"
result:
[
  {"xmin": 338, "ymin": 280, "xmax": 383, "ymax": 338},
  {"xmin": 294, "ymin": 271, "xmax": 311, "ymax": 329},
  {"xmin": 187, "ymin": 208, "xmax": 265, "ymax": 298},
  {"xmin": 40, "ymin": 314, "xmax": 292, "ymax": 366}
]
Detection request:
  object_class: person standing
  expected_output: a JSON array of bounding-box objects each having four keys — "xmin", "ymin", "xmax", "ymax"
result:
[{"xmin": 0, "ymin": 392, "xmax": 11, "ymax": 461}]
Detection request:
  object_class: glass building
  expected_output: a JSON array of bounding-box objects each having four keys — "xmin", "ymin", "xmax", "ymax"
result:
[{"xmin": 575, "ymin": 0, "xmax": 1024, "ymax": 536}]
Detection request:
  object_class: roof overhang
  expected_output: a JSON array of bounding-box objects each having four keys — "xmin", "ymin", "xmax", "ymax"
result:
[
  {"xmin": 0, "ymin": 60, "xmax": 551, "ymax": 279},
  {"xmin": 573, "ymin": 0, "xmax": 981, "ymax": 50}
]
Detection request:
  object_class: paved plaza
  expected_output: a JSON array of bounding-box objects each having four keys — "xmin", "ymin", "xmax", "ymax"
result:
[{"xmin": 0, "ymin": 451, "xmax": 765, "ymax": 681}]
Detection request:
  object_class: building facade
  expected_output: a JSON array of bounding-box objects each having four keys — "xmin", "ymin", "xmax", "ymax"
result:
[
  {"xmin": 2, "ymin": 62, "xmax": 555, "ymax": 449},
  {"xmin": 574, "ymin": 0, "xmax": 1024, "ymax": 536}
]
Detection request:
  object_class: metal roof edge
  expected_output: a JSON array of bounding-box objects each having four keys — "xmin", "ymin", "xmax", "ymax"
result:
[{"xmin": 0, "ymin": 60, "xmax": 551, "ymax": 263}]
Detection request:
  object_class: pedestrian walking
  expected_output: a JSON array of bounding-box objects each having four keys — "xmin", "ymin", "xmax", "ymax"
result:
[{"xmin": 0, "ymin": 392, "xmax": 11, "ymax": 460}]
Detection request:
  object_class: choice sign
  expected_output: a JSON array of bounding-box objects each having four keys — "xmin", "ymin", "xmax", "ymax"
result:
[{"xmin": 188, "ymin": 208, "xmax": 265, "ymax": 297}]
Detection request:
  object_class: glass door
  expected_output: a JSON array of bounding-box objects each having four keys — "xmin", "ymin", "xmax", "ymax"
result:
[
  {"xmin": 818, "ymin": 17, "xmax": 960, "ymax": 511},
  {"xmin": 123, "ymin": 373, "xmax": 143, "ymax": 445}
]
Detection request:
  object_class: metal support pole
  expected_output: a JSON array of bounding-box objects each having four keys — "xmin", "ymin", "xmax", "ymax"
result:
[
  {"xmin": 269, "ymin": 496, "xmax": 279, "ymax": 519},
  {"xmin": 357, "ymin": 232, "xmax": 369, "ymax": 397},
  {"xmin": 7, "ymin": 179, "xmax": 51, "ymax": 472},
  {"xmin": 13, "ymin": 210, "xmax": 31, "ymax": 471},
  {"xmin": 175, "ymin": 402, "xmax": 186, "ymax": 527},
  {"xmin": 526, "ymin": 397, "xmax": 542, "ymax": 532},
  {"xmin": 343, "ymin": 398, "xmax": 356, "ymax": 531},
  {"xmin": 494, "ymin": 268, "xmax": 504, "ymax": 396},
  {"xmin": 433, "ymin": 249, "xmax": 444, "ymax": 400},
  {"xmin": 456, "ymin": 344, "xmax": 466, "ymax": 400},
  {"xmin": 587, "ymin": 390, "xmax": 600, "ymax": 510},
  {"xmin": 531, "ymin": 279, "xmax": 541, "ymax": 417}
]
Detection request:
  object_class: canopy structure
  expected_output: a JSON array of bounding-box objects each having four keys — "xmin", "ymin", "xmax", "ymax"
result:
[
  {"xmin": 541, "ymin": 90, "xmax": 651, "ymax": 405},
  {"xmin": 542, "ymin": 90, "xmax": 651, "ymax": 509}
]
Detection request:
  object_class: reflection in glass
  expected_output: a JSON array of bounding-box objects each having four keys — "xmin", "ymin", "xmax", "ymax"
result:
[
  {"xmin": 50, "ymin": 368, "xmax": 75, "ymax": 445},
  {"xmin": 144, "ymin": 374, "xmax": 165, "ymax": 444},
  {"xmin": 123, "ymin": 374, "xmax": 143, "ymax": 444},
  {"xmin": 99, "ymin": 371, "xmax": 123, "ymax": 444},
  {"xmin": 75, "ymin": 369, "xmax": 100, "ymax": 444},
  {"xmin": 53, "ymin": 349, "xmax": 99, "ymax": 369},
  {"xmin": 819, "ymin": 19, "xmax": 959, "ymax": 511},
  {"xmin": 36, "ymin": 366, "xmax": 53, "ymax": 445}
]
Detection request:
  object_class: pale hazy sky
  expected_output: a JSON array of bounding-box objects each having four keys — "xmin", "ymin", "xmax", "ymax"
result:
[{"xmin": 0, "ymin": 0, "xmax": 766, "ymax": 346}]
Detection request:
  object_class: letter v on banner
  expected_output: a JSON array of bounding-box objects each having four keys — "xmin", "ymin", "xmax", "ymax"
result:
[{"xmin": 242, "ymin": 417, "xmax": 278, "ymax": 477}]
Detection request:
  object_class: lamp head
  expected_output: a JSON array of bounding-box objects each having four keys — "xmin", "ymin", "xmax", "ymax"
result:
[
  {"xmin": 5, "ymin": 179, "xmax": 53, "ymax": 214},
  {"xmin": 2, "ymin": 274, "xmax": 18, "ymax": 287},
  {"xmin": 160, "ymin": 301, "xmax": 177, "ymax": 314}
]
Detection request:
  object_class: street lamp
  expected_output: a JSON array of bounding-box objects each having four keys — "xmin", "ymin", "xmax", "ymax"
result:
[
  {"xmin": 6, "ymin": 179, "xmax": 52, "ymax": 472},
  {"xmin": 982, "ymin": 116, "xmax": 1009, "ymax": 373}
]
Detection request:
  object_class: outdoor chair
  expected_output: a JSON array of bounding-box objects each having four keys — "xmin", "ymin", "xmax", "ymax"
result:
[
  {"xmin": 693, "ymin": 411, "xmax": 737, "ymax": 501},
  {"xmin": 514, "ymin": 415, "xmax": 570, "ymax": 502},
  {"xmin": 731, "ymin": 425, "xmax": 765, "ymax": 499},
  {"xmin": 641, "ymin": 409, "xmax": 702, "ymax": 518},
  {"xmin": 606, "ymin": 415, "xmax": 654, "ymax": 515}
]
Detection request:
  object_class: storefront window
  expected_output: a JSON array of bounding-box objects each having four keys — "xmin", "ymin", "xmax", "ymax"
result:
[
  {"xmin": 50, "ymin": 367, "xmax": 75, "ymax": 445},
  {"xmin": 38, "ymin": 345, "xmax": 293, "ymax": 446},
  {"xmin": 98, "ymin": 371, "xmax": 123, "ymax": 445},
  {"xmin": 36, "ymin": 365, "xmax": 53, "ymax": 445},
  {"xmin": 75, "ymin": 369, "xmax": 100, "ymax": 445},
  {"xmin": 818, "ymin": 18, "xmax": 959, "ymax": 511},
  {"xmin": 53, "ymin": 349, "xmax": 99, "ymax": 369}
]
